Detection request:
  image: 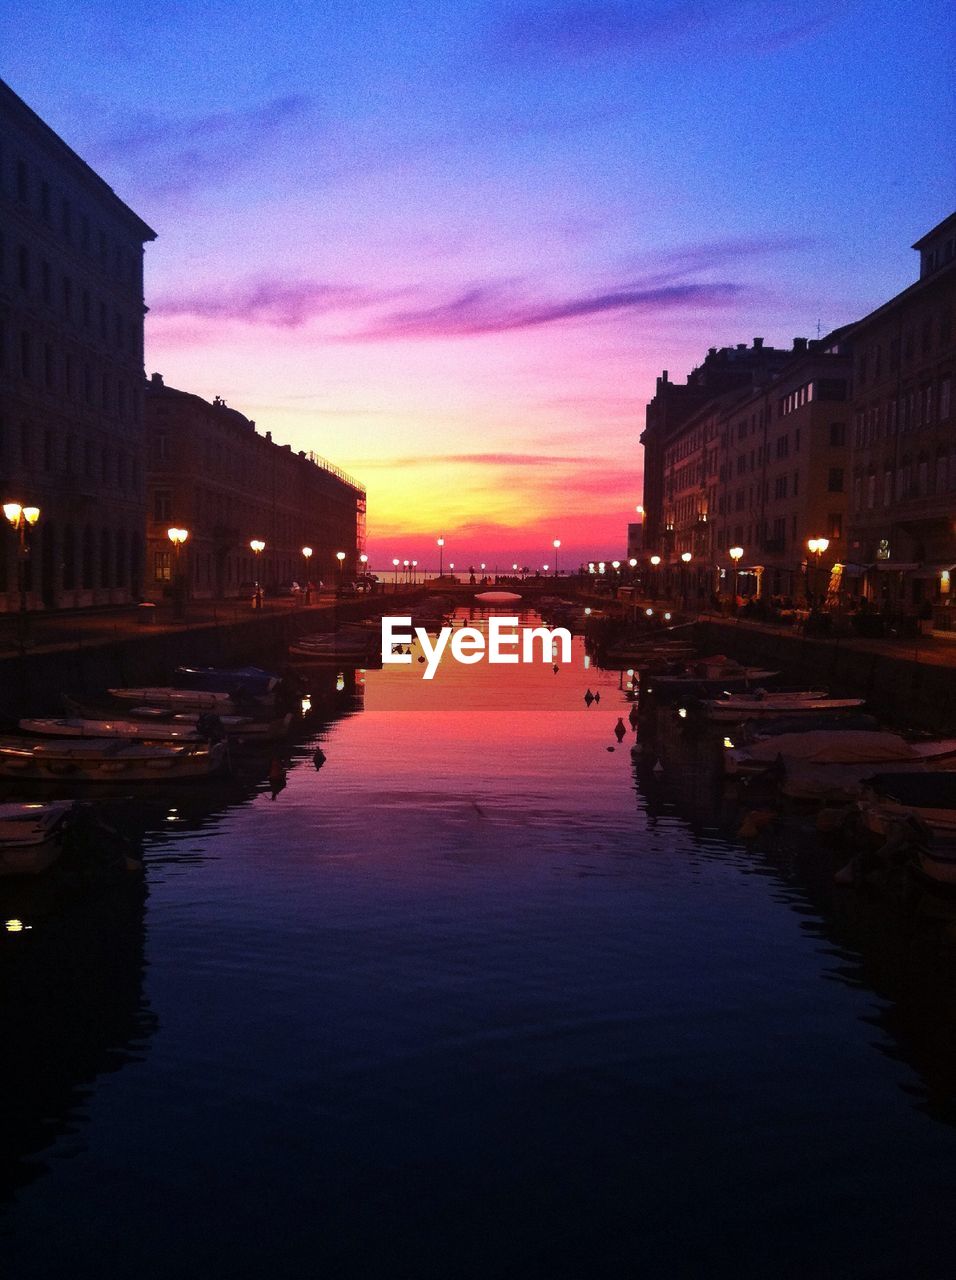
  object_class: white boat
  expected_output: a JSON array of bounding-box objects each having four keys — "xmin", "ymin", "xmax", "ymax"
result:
[
  {"xmin": 20, "ymin": 716, "xmax": 203, "ymax": 743},
  {"xmin": 108, "ymin": 686, "xmax": 240, "ymax": 710},
  {"xmin": 0, "ymin": 736, "xmax": 227, "ymax": 782},
  {"xmin": 726, "ymin": 730, "xmax": 956, "ymax": 776},
  {"xmin": 0, "ymin": 801, "xmax": 76, "ymax": 876},
  {"xmin": 127, "ymin": 708, "xmax": 293, "ymax": 741},
  {"xmin": 474, "ymin": 591, "xmax": 522, "ymax": 603},
  {"xmin": 702, "ymin": 694, "xmax": 864, "ymax": 721}
]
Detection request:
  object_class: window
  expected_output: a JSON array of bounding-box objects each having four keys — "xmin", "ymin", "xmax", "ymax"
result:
[
  {"xmin": 940, "ymin": 377, "xmax": 951, "ymax": 421},
  {"xmin": 828, "ymin": 513, "xmax": 843, "ymax": 540},
  {"xmin": 774, "ymin": 475, "xmax": 787, "ymax": 499},
  {"xmin": 154, "ymin": 551, "xmax": 171, "ymax": 582},
  {"xmin": 827, "ymin": 467, "xmax": 844, "ymax": 493},
  {"xmin": 153, "ymin": 488, "xmax": 172, "ymax": 522},
  {"xmin": 776, "ymin": 435, "xmax": 789, "ymax": 460},
  {"xmin": 829, "ymin": 422, "xmax": 846, "ymax": 447}
]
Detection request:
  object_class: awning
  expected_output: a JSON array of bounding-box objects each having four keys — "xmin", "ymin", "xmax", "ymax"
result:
[
  {"xmin": 832, "ymin": 562, "xmax": 871, "ymax": 577},
  {"xmin": 873, "ymin": 561, "xmax": 919, "ymax": 572}
]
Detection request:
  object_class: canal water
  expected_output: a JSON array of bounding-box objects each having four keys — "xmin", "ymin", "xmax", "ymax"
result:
[{"xmin": 2, "ymin": 609, "xmax": 956, "ymax": 1278}]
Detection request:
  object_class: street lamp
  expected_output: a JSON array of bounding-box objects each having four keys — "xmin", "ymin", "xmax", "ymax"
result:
[
  {"xmin": 680, "ymin": 551, "xmax": 692, "ymax": 609},
  {"xmin": 729, "ymin": 546, "xmax": 744, "ymax": 608},
  {"xmin": 412, "ymin": 558, "xmax": 418, "ymax": 585},
  {"xmin": 302, "ymin": 546, "xmax": 313, "ymax": 604},
  {"xmin": 649, "ymin": 553, "xmax": 661, "ymax": 601},
  {"xmin": 250, "ymin": 539, "xmax": 265, "ymax": 609},
  {"xmin": 807, "ymin": 537, "xmax": 830, "ymax": 607},
  {"xmin": 437, "ymin": 536, "xmax": 445, "ymax": 579},
  {"xmin": 392, "ymin": 557, "xmax": 400, "ymax": 588},
  {"xmin": 336, "ymin": 550, "xmax": 346, "ymax": 588},
  {"xmin": 4, "ymin": 504, "xmax": 40, "ymax": 646},
  {"xmin": 167, "ymin": 526, "xmax": 189, "ymax": 619},
  {"xmin": 552, "ymin": 538, "xmax": 561, "ymax": 579}
]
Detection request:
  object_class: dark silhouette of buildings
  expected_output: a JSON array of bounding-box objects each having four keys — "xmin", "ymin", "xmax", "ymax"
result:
[
  {"xmin": 0, "ymin": 77, "xmax": 156, "ymax": 611},
  {"xmin": 145, "ymin": 375, "xmax": 366, "ymax": 600}
]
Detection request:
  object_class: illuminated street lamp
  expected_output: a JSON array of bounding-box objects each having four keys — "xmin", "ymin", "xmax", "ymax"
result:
[
  {"xmin": 552, "ymin": 538, "xmax": 561, "ymax": 579},
  {"xmin": 806, "ymin": 537, "xmax": 830, "ymax": 606},
  {"xmin": 411, "ymin": 558, "xmax": 418, "ymax": 585},
  {"xmin": 437, "ymin": 536, "xmax": 445, "ymax": 579},
  {"xmin": 392, "ymin": 557, "xmax": 400, "ymax": 588},
  {"xmin": 336, "ymin": 550, "xmax": 346, "ymax": 590},
  {"xmin": 302, "ymin": 546, "xmax": 313, "ymax": 604},
  {"xmin": 250, "ymin": 539, "xmax": 265, "ymax": 609},
  {"xmin": 729, "ymin": 545, "xmax": 744, "ymax": 608},
  {"xmin": 4, "ymin": 503, "xmax": 40, "ymax": 645},
  {"xmin": 680, "ymin": 550, "xmax": 692, "ymax": 609},
  {"xmin": 649, "ymin": 553, "xmax": 661, "ymax": 601},
  {"xmin": 167, "ymin": 526, "xmax": 189, "ymax": 618}
]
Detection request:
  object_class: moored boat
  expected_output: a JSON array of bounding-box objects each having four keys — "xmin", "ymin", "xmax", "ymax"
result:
[
  {"xmin": 173, "ymin": 665, "xmax": 280, "ymax": 696},
  {"xmin": 108, "ymin": 686, "xmax": 249, "ymax": 710},
  {"xmin": 701, "ymin": 694, "xmax": 864, "ymax": 721},
  {"xmin": 726, "ymin": 729, "xmax": 956, "ymax": 776},
  {"xmin": 0, "ymin": 801, "xmax": 76, "ymax": 876},
  {"xmin": 0, "ymin": 736, "xmax": 227, "ymax": 782},
  {"xmin": 860, "ymin": 773, "xmax": 956, "ymax": 838},
  {"xmin": 20, "ymin": 716, "xmax": 203, "ymax": 743}
]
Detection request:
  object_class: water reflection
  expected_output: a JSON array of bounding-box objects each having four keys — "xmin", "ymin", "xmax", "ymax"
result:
[{"xmin": 1, "ymin": 612, "xmax": 956, "ymax": 1275}]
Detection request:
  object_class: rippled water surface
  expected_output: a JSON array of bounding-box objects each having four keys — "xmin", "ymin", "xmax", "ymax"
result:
[{"xmin": 2, "ymin": 610, "xmax": 956, "ymax": 1278}]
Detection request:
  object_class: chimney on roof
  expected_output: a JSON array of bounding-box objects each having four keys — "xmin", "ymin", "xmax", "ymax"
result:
[
  {"xmin": 753, "ymin": 337, "xmax": 763, "ymax": 349},
  {"xmin": 265, "ymin": 430, "xmax": 272, "ymax": 442},
  {"xmin": 736, "ymin": 343, "xmax": 746, "ymax": 351},
  {"xmin": 792, "ymin": 337, "xmax": 808, "ymax": 352},
  {"xmin": 150, "ymin": 371, "xmax": 164, "ymax": 386},
  {"xmin": 708, "ymin": 347, "xmax": 717, "ymax": 356}
]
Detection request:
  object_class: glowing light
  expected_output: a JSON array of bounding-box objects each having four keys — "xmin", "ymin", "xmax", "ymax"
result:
[
  {"xmin": 250, "ymin": 539, "xmax": 265, "ymax": 553},
  {"xmin": 628, "ymin": 558, "xmax": 637, "ymax": 567},
  {"xmin": 664, "ymin": 612, "xmax": 672, "ymax": 621},
  {"xmin": 678, "ymin": 707, "xmax": 687, "ymax": 718},
  {"xmin": 650, "ymin": 555, "xmax": 661, "ymax": 566},
  {"xmin": 729, "ymin": 546, "xmax": 743, "ymax": 563},
  {"xmin": 681, "ymin": 552, "xmax": 691, "ymax": 563},
  {"xmin": 336, "ymin": 673, "xmax": 345, "ymax": 691},
  {"xmin": 723, "ymin": 737, "xmax": 734, "ymax": 749},
  {"xmin": 645, "ymin": 607, "xmax": 654, "ymax": 616},
  {"xmin": 301, "ymin": 696, "xmax": 312, "ymax": 712},
  {"xmin": 5, "ymin": 919, "xmax": 26, "ymax": 932}
]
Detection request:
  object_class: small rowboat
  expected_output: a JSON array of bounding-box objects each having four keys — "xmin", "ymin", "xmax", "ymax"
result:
[
  {"xmin": 20, "ymin": 716, "xmax": 203, "ymax": 743},
  {"xmin": 108, "ymin": 687, "xmax": 241, "ymax": 710},
  {"xmin": 0, "ymin": 801, "xmax": 76, "ymax": 876},
  {"xmin": 702, "ymin": 695, "xmax": 864, "ymax": 722},
  {"xmin": 174, "ymin": 665, "xmax": 279, "ymax": 696},
  {"xmin": 860, "ymin": 773, "xmax": 956, "ymax": 838},
  {"xmin": 0, "ymin": 737, "xmax": 227, "ymax": 782}
]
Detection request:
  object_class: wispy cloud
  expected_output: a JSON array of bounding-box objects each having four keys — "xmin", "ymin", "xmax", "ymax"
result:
[
  {"xmin": 151, "ymin": 278, "xmax": 409, "ymax": 328},
  {"xmin": 493, "ymin": 1, "xmax": 849, "ymax": 61},
  {"xmin": 93, "ymin": 94, "xmax": 311, "ymax": 197},
  {"xmin": 356, "ymin": 280, "xmax": 744, "ymax": 341}
]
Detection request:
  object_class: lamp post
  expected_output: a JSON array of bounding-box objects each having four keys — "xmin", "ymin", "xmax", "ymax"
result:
[
  {"xmin": 680, "ymin": 551, "xmax": 692, "ymax": 609},
  {"xmin": 4, "ymin": 503, "xmax": 40, "ymax": 648},
  {"xmin": 412, "ymin": 559, "xmax": 418, "ymax": 585},
  {"xmin": 552, "ymin": 538, "xmax": 561, "ymax": 579},
  {"xmin": 807, "ymin": 537, "xmax": 829, "ymax": 607},
  {"xmin": 437, "ymin": 537, "xmax": 444, "ymax": 579},
  {"xmin": 649, "ymin": 553, "xmax": 661, "ymax": 600},
  {"xmin": 167, "ymin": 526, "xmax": 189, "ymax": 618},
  {"xmin": 729, "ymin": 546, "xmax": 744, "ymax": 609},
  {"xmin": 392, "ymin": 557, "xmax": 400, "ymax": 589},
  {"xmin": 302, "ymin": 546, "xmax": 313, "ymax": 604},
  {"xmin": 403, "ymin": 558, "xmax": 410, "ymax": 585},
  {"xmin": 336, "ymin": 550, "xmax": 346, "ymax": 588},
  {"xmin": 250, "ymin": 539, "xmax": 265, "ymax": 609}
]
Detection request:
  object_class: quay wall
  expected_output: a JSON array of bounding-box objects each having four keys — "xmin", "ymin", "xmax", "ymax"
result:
[
  {"xmin": 694, "ymin": 620, "xmax": 956, "ymax": 735},
  {"xmin": 0, "ymin": 595, "xmax": 424, "ymax": 722}
]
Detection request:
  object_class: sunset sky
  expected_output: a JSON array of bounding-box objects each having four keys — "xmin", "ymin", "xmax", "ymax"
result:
[{"xmin": 4, "ymin": 1, "xmax": 952, "ymax": 567}]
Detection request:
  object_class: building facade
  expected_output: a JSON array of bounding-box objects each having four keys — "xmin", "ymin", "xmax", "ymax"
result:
[
  {"xmin": 845, "ymin": 213, "xmax": 956, "ymax": 617},
  {"xmin": 643, "ymin": 336, "xmax": 851, "ymax": 601},
  {"xmin": 145, "ymin": 375, "xmax": 366, "ymax": 600},
  {"xmin": 0, "ymin": 78, "xmax": 156, "ymax": 611}
]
